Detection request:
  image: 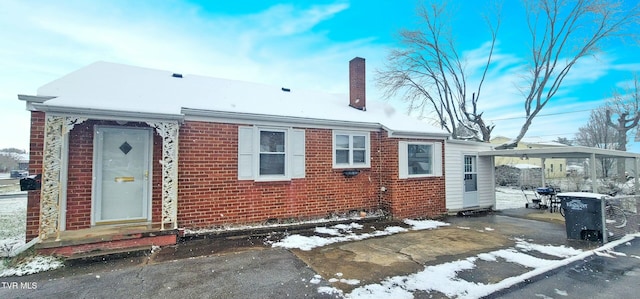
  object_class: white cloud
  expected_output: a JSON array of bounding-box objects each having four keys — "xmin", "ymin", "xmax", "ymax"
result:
[{"xmin": 0, "ymin": 0, "xmax": 385, "ymax": 150}]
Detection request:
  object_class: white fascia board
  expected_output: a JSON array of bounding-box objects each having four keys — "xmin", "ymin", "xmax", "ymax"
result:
[
  {"xmin": 182, "ymin": 108, "xmax": 381, "ymax": 131},
  {"xmin": 18, "ymin": 94, "xmax": 57, "ymax": 111},
  {"xmin": 18, "ymin": 94, "xmax": 55, "ymax": 103},
  {"xmin": 384, "ymin": 126, "xmax": 450, "ymax": 140},
  {"xmin": 31, "ymin": 103, "xmax": 185, "ymax": 123},
  {"xmin": 479, "ymin": 146, "xmax": 640, "ymax": 159}
]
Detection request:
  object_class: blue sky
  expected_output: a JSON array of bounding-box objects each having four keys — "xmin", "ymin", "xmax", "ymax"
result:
[{"xmin": 1, "ymin": 0, "xmax": 639, "ymax": 151}]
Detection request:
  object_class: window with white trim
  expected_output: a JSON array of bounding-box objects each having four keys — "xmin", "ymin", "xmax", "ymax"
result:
[
  {"xmin": 333, "ymin": 131, "xmax": 370, "ymax": 168},
  {"xmin": 398, "ymin": 141, "xmax": 442, "ymax": 179},
  {"xmin": 238, "ymin": 126, "xmax": 305, "ymax": 181},
  {"xmin": 259, "ymin": 130, "xmax": 286, "ymax": 176}
]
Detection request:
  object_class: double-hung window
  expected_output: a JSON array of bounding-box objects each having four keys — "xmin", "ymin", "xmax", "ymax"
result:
[
  {"xmin": 398, "ymin": 141, "xmax": 442, "ymax": 178},
  {"xmin": 333, "ymin": 131, "xmax": 370, "ymax": 168},
  {"xmin": 238, "ymin": 126, "xmax": 305, "ymax": 181},
  {"xmin": 259, "ymin": 130, "xmax": 286, "ymax": 176}
]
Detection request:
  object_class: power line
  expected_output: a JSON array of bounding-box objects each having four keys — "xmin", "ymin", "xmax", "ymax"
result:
[{"xmin": 489, "ymin": 108, "xmax": 593, "ymax": 121}]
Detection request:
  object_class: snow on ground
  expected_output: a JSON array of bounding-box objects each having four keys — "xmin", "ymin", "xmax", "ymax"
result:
[
  {"xmin": 0, "ymin": 196, "xmax": 26, "ymax": 256},
  {"xmin": 495, "ymin": 187, "xmax": 530, "ymax": 210},
  {"xmin": 0, "ymin": 255, "xmax": 64, "ymax": 277},
  {"xmin": 270, "ymin": 220, "xmax": 449, "ymax": 251},
  {"xmin": 0, "ymin": 188, "xmax": 64, "ymax": 276},
  {"xmin": 316, "ymin": 234, "xmax": 640, "ymax": 299}
]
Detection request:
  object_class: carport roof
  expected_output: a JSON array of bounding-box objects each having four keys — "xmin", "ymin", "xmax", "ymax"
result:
[
  {"xmin": 478, "ymin": 146, "xmax": 640, "ymax": 160},
  {"xmin": 478, "ymin": 145, "xmax": 640, "ymax": 193}
]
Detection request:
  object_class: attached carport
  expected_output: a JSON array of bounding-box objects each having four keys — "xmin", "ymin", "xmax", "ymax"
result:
[{"xmin": 478, "ymin": 146, "xmax": 640, "ymax": 194}]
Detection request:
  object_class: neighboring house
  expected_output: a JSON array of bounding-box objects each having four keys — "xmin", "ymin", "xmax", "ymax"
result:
[
  {"xmin": 0, "ymin": 152, "xmax": 28, "ymax": 173},
  {"xmin": 18, "ymin": 58, "xmax": 455, "ymax": 256},
  {"xmin": 491, "ymin": 136, "xmax": 568, "ymax": 179},
  {"xmin": 444, "ymin": 140, "xmax": 495, "ymax": 213}
]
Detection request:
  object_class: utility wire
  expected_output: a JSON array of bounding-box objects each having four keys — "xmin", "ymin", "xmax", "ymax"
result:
[{"xmin": 489, "ymin": 108, "xmax": 593, "ymax": 121}]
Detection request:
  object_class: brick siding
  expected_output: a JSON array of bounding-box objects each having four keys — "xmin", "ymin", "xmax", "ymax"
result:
[
  {"xmin": 26, "ymin": 117, "xmax": 447, "ymax": 240},
  {"xmin": 26, "ymin": 112, "xmax": 44, "ymax": 241}
]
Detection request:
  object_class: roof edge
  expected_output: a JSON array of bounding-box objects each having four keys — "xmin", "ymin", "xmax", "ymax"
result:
[
  {"xmin": 182, "ymin": 108, "xmax": 381, "ymax": 130},
  {"xmin": 31, "ymin": 103, "xmax": 185, "ymax": 123},
  {"xmin": 383, "ymin": 125, "xmax": 450, "ymax": 140}
]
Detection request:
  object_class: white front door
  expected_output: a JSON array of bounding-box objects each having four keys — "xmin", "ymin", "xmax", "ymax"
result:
[
  {"xmin": 93, "ymin": 126, "xmax": 152, "ymax": 224},
  {"xmin": 463, "ymin": 155, "xmax": 479, "ymax": 208}
]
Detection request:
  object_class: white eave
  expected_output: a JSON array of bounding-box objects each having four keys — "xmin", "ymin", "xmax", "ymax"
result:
[
  {"xmin": 27, "ymin": 102, "xmax": 184, "ymax": 124},
  {"xmin": 383, "ymin": 125, "xmax": 450, "ymax": 140},
  {"xmin": 182, "ymin": 108, "xmax": 380, "ymax": 130},
  {"xmin": 478, "ymin": 146, "xmax": 640, "ymax": 159}
]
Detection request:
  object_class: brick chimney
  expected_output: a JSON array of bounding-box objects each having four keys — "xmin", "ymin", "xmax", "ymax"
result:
[{"xmin": 349, "ymin": 57, "xmax": 366, "ymax": 111}]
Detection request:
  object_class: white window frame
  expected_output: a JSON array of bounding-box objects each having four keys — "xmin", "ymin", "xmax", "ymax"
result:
[
  {"xmin": 332, "ymin": 131, "xmax": 370, "ymax": 168},
  {"xmin": 238, "ymin": 126, "xmax": 305, "ymax": 181},
  {"xmin": 398, "ymin": 141, "xmax": 443, "ymax": 179},
  {"xmin": 257, "ymin": 128, "xmax": 288, "ymax": 180}
]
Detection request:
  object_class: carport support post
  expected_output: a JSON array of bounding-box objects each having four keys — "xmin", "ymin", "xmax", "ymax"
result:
[
  {"xmin": 635, "ymin": 157, "xmax": 639, "ymax": 194},
  {"xmin": 591, "ymin": 153, "xmax": 599, "ymax": 193},
  {"xmin": 541, "ymin": 158, "xmax": 546, "ymax": 187}
]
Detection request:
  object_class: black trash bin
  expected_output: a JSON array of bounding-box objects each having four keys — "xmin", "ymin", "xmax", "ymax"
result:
[{"xmin": 557, "ymin": 192, "xmax": 607, "ymax": 243}]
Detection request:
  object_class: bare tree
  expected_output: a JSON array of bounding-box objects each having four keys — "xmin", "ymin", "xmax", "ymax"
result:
[
  {"xmin": 605, "ymin": 74, "xmax": 640, "ymax": 179},
  {"xmin": 502, "ymin": 0, "xmax": 640, "ymax": 148},
  {"xmin": 606, "ymin": 74, "xmax": 640, "ymax": 151},
  {"xmin": 376, "ymin": 1, "xmax": 500, "ymax": 141},
  {"xmin": 377, "ymin": 0, "xmax": 639, "ymax": 145},
  {"xmin": 0, "ymin": 148, "xmax": 26, "ymax": 173},
  {"xmin": 575, "ymin": 107, "xmax": 617, "ymax": 177}
]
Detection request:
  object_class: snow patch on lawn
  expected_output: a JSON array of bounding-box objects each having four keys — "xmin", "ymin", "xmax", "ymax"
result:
[
  {"xmin": 0, "ymin": 196, "xmax": 27, "ymax": 257},
  {"xmin": 0, "ymin": 255, "xmax": 64, "ymax": 277}
]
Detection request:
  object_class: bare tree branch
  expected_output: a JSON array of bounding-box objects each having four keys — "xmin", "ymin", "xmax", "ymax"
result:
[
  {"xmin": 376, "ymin": 0, "xmax": 499, "ymax": 141},
  {"xmin": 506, "ymin": 0, "xmax": 640, "ymax": 149}
]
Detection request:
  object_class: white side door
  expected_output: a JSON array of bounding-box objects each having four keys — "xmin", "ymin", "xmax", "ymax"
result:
[
  {"xmin": 463, "ymin": 155, "xmax": 479, "ymax": 208},
  {"xmin": 93, "ymin": 126, "xmax": 152, "ymax": 224}
]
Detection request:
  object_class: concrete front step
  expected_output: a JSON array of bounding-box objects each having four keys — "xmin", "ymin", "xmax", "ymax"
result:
[{"xmin": 36, "ymin": 228, "xmax": 178, "ymax": 259}]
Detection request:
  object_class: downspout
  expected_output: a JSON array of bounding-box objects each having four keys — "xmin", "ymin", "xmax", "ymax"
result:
[{"xmin": 378, "ymin": 130, "xmax": 385, "ymax": 213}]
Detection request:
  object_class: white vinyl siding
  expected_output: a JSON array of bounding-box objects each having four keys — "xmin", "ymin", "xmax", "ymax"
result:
[
  {"xmin": 238, "ymin": 126, "xmax": 305, "ymax": 181},
  {"xmin": 399, "ymin": 141, "xmax": 442, "ymax": 179},
  {"xmin": 444, "ymin": 140, "xmax": 495, "ymax": 212},
  {"xmin": 333, "ymin": 131, "xmax": 370, "ymax": 168}
]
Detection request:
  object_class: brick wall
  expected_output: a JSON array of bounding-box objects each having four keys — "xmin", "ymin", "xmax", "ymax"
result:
[
  {"xmin": 380, "ymin": 137, "xmax": 447, "ymax": 219},
  {"xmin": 26, "ymin": 111, "xmax": 44, "ymax": 241},
  {"xmin": 177, "ymin": 122, "xmax": 382, "ymax": 228},
  {"xmin": 26, "ymin": 115, "xmax": 447, "ymax": 239}
]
